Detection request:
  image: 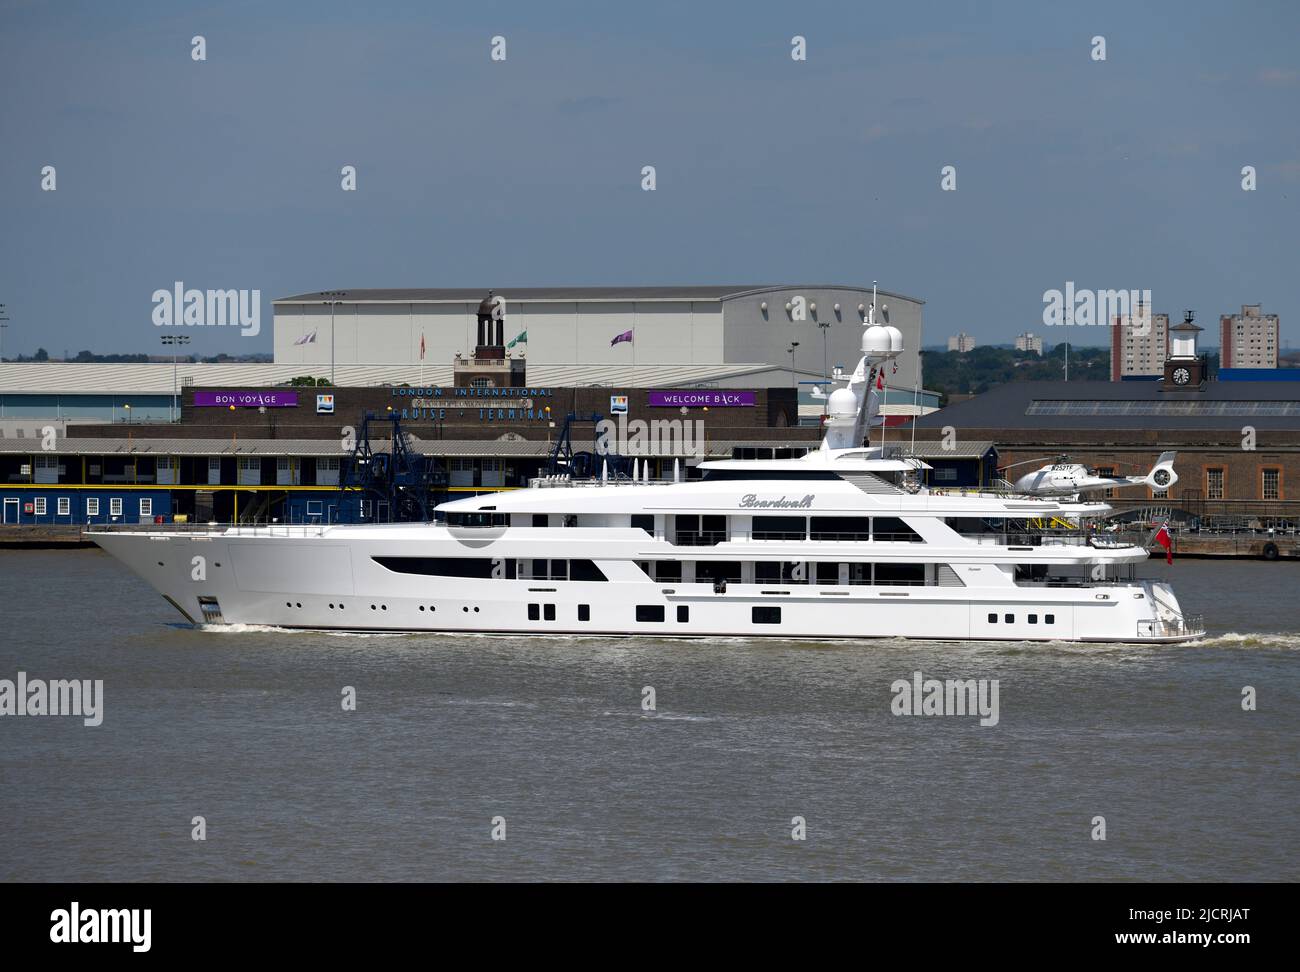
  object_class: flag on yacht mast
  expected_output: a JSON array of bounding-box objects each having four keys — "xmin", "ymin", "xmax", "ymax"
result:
[{"xmin": 1154, "ymin": 523, "xmax": 1173, "ymax": 565}]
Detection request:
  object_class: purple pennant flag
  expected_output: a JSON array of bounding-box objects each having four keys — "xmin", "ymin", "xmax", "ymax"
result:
[{"xmin": 611, "ymin": 329, "xmax": 634, "ymax": 347}]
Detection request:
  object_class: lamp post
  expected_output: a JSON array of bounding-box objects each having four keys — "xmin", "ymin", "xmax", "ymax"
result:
[
  {"xmin": 123, "ymin": 403, "xmax": 132, "ymax": 425},
  {"xmin": 0, "ymin": 303, "xmax": 9, "ymax": 364},
  {"xmin": 788, "ymin": 341, "xmax": 800, "ymax": 383},
  {"xmin": 321, "ymin": 291, "xmax": 348, "ymax": 386},
  {"xmin": 161, "ymin": 333, "xmax": 191, "ymax": 422},
  {"xmin": 817, "ymin": 321, "xmax": 831, "ymax": 415}
]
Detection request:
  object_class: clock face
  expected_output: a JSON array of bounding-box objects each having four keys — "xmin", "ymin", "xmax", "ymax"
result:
[{"xmin": 1173, "ymin": 367, "xmax": 1191, "ymax": 385}]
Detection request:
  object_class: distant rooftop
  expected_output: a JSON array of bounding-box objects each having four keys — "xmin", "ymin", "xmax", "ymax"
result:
[
  {"xmin": 274, "ymin": 285, "xmax": 922, "ymax": 304},
  {"xmin": 914, "ymin": 380, "xmax": 1300, "ymax": 431}
]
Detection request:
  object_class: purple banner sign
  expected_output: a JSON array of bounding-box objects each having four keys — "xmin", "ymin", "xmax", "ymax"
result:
[
  {"xmin": 648, "ymin": 390, "xmax": 755, "ymax": 408},
  {"xmin": 194, "ymin": 391, "xmax": 299, "ymax": 408}
]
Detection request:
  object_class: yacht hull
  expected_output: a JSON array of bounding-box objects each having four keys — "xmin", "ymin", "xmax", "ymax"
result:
[{"xmin": 91, "ymin": 528, "xmax": 1201, "ymax": 644}]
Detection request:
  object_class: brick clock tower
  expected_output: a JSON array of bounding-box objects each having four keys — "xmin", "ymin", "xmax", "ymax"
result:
[{"xmin": 1163, "ymin": 310, "xmax": 1207, "ymax": 390}]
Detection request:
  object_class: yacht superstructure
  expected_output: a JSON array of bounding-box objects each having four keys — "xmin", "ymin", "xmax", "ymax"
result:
[{"xmin": 91, "ymin": 304, "xmax": 1203, "ymax": 643}]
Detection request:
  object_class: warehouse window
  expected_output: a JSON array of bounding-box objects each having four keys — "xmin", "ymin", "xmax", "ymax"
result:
[
  {"xmin": 139, "ymin": 498, "xmax": 153, "ymax": 517},
  {"xmin": 110, "ymin": 497, "xmax": 123, "ymax": 517},
  {"xmin": 87, "ymin": 498, "xmax": 100, "ymax": 516},
  {"xmin": 34, "ymin": 497, "xmax": 47, "ymax": 516},
  {"xmin": 1262, "ymin": 469, "xmax": 1280, "ymax": 501},
  {"xmin": 58, "ymin": 497, "xmax": 71, "ymax": 516},
  {"xmin": 1206, "ymin": 468, "xmax": 1225, "ymax": 500}
]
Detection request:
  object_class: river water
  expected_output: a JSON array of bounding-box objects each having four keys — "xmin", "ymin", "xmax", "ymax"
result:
[{"xmin": 1, "ymin": 549, "xmax": 1296, "ymax": 881}]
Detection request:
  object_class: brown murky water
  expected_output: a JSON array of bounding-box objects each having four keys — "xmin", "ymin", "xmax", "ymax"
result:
[{"xmin": 1, "ymin": 549, "xmax": 1296, "ymax": 880}]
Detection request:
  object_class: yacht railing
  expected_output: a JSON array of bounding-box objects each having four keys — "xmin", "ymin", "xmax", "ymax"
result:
[
  {"xmin": 1138, "ymin": 614, "xmax": 1205, "ymax": 639},
  {"xmin": 86, "ymin": 522, "xmax": 335, "ymax": 538},
  {"xmin": 961, "ymin": 531, "xmax": 1142, "ymax": 549}
]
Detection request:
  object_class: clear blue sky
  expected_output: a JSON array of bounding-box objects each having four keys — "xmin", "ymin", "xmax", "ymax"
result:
[{"xmin": 1, "ymin": 0, "xmax": 1297, "ymax": 358}]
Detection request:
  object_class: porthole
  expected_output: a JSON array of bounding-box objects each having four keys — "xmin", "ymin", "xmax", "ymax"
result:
[{"xmin": 419, "ymin": 606, "xmax": 425, "ymax": 612}]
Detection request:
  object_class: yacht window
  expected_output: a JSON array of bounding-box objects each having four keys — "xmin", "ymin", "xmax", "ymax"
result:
[
  {"xmin": 543, "ymin": 604, "xmax": 556, "ymax": 621},
  {"xmin": 816, "ymin": 562, "xmax": 841, "ymax": 584},
  {"xmin": 569, "ymin": 560, "xmax": 608, "ymax": 582},
  {"xmin": 1004, "ymin": 614, "xmax": 1014, "ymax": 624},
  {"xmin": 528, "ymin": 604, "xmax": 540, "ymax": 620},
  {"xmin": 847, "ymin": 562, "xmax": 871, "ymax": 585},
  {"xmin": 872, "ymin": 517, "xmax": 923, "ymax": 542},
  {"xmin": 874, "ymin": 563, "xmax": 925, "ymax": 585},
  {"xmin": 532, "ymin": 514, "xmax": 548, "ymax": 527},
  {"xmin": 752, "ymin": 606, "xmax": 781, "ymax": 625},
  {"xmin": 701, "ymin": 469, "xmax": 838, "ymax": 481},
  {"xmin": 631, "ymin": 514, "xmax": 654, "ymax": 535},
  {"xmin": 674, "ymin": 514, "xmax": 727, "ymax": 546},
  {"xmin": 446, "ymin": 511, "xmax": 507, "ymax": 528},
  {"xmin": 696, "ymin": 561, "xmax": 742, "ymax": 583},
  {"xmin": 988, "ymin": 613, "xmax": 998, "ymax": 623},
  {"xmin": 636, "ymin": 605, "xmax": 665, "ymax": 622},
  {"xmin": 374, "ymin": 557, "xmax": 505, "ymax": 578},
  {"xmin": 654, "ymin": 560, "xmax": 683, "ymax": 583},
  {"xmin": 947, "ymin": 518, "xmax": 1004, "ymax": 535},
  {"xmin": 578, "ymin": 604, "xmax": 590, "ymax": 621},
  {"xmin": 752, "ymin": 516, "xmax": 806, "ymax": 540},
  {"xmin": 756, "ymin": 561, "xmax": 806, "ymax": 583},
  {"xmin": 810, "ymin": 517, "xmax": 871, "ymax": 541},
  {"xmin": 1028, "ymin": 614, "xmax": 1038, "ymax": 624},
  {"xmin": 1045, "ymin": 614, "xmax": 1055, "ymax": 624},
  {"xmin": 677, "ymin": 605, "xmax": 689, "ymax": 623}
]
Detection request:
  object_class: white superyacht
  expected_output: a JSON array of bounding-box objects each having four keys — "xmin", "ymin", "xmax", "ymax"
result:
[{"xmin": 91, "ymin": 312, "xmax": 1203, "ymax": 643}]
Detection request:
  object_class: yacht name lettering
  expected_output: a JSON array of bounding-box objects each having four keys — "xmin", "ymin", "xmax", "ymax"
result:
[{"xmin": 739, "ymin": 494, "xmax": 814, "ymax": 509}]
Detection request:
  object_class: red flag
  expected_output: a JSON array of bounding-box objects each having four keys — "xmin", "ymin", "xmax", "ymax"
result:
[
  {"xmin": 419, "ymin": 334, "xmax": 425, "ymax": 360},
  {"xmin": 1154, "ymin": 523, "xmax": 1173, "ymax": 565},
  {"xmin": 876, "ymin": 370, "xmax": 884, "ymax": 390}
]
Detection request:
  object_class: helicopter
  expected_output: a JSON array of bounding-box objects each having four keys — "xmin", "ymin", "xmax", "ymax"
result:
[{"xmin": 1002, "ymin": 451, "xmax": 1178, "ymax": 497}]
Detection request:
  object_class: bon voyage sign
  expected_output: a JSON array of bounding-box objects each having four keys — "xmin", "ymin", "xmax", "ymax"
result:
[
  {"xmin": 648, "ymin": 390, "xmax": 755, "ymax": 407},
  {"xmin": 194, "ymin": 391, "xmax": 299, "ymax": 408}
]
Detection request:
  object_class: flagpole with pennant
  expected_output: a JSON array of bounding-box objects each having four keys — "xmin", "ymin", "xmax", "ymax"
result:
[{"xmin": 611, "ymin": 328, "xmax": 634, "ymax": 381}]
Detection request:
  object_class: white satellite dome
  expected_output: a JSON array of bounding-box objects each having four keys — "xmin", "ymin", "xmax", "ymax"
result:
[
  {"xmin": 862, "ymin": 325, "xmax": 892, "ymax": 356},
  {"xmin": 827, "ymin": 388, "xmax": 858, "ymax": 420},
  {"xmin": 884, "ymin": 325, "xmax": 904, "ymax": 354}
]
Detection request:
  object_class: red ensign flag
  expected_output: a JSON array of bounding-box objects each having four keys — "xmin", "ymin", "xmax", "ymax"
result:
[{"xmin": 1154, "ymin": 523, "xmax": 1173, "ymax": 565}]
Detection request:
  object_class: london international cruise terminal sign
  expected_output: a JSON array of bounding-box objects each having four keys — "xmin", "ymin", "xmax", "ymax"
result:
[{"xmin": 390, "ymin": 385, "xmax": 555, "ymax": 422}]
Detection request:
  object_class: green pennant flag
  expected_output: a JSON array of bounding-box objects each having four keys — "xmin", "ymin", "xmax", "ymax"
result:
[{"xmin": 506, "ymin": 330, "xmax": 527, "ymax": 349}]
